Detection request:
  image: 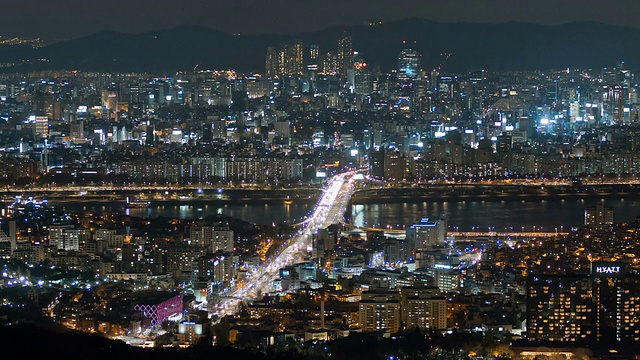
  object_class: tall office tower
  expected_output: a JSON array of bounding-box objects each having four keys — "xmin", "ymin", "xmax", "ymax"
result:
[
  {"xmin": 382, "ymin": 150, "xmax": 408, "ymax": 181},
  {"xmin": 33, "ymin": 94, "xmax": 55, "ymax": 120},
  {"xmin": 590, "ymin": 262, "xmax": 640, "ymax": 343},
  {"xmin": 34, "ymin": 115, "xmax": 49, "ymax": 139},
  {"xmin": 274, "ymin": 120, "xmax": 291, "ymax": 139},
  {"xmin": 397, "ymin": 42, "xmax": 422, "ymax": 83},
  {"xmin": 526, "ymin": 274, "xmax": 595, "ymax": 343},
  {"xmin": 593, "ymin": 262, "xmax": 621, "ymax": 343},
  {"xmin": 308, "ymin": 44, "xmax": 319, "ymax": 66},
  {"xmin": 70, "ymin": 120, "xmax": 84, "ymax": 141},
  {"xmin": 101, "ymin": 90, "xmax": 118, "ymax": 120},
  {"xmin": 209, "ymin": 116, "xmax": 226, "ymax": 141},
  {"xmin": 353, "ymin": 53, "xmax": 372, "ymax": 96},
  {"xmin": 369, "ymin": 148, "xmax": 385, "ymax": 178},
  {"xmin": 429, "ymin": 69, "xmax": 440, "ymax": 93},
  {"xmin": 198, "ymin": 251, "xmax": 234, "ymax": 284},
  {"xmin": 337, "ymin": 31, "xmax": 353, "ymax": 76},
  {"xmin": 362, "ymin": 129, "xmax": 371, "ymax": 149},
  {"xmin": 305, "ymin": 44, "xmax": 320, "ymax": 92},
  {"xmin": 428, "ymin": 262, "xmax": 460, "ymax": 293},
  {"xmin": 265, "ymin": 46, "xmax": 279, "ymax": 78},
  {"xmin": 121, "ymin": 243, "xmax": 139, "ymax": 273}
]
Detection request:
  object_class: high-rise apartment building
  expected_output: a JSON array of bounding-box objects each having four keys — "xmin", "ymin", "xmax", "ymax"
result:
[
  {"xmin": 405, "ymin": 217, "xmax": 447, "ymax": 250},
  {"xmin": 291, "ymin": 40, "xmax": 304, "ymax": 76},
  {"xmin": 526, "ymin": 274, "xmax": 595, "ymax": 343},
  {"xmin": 34, "ymin": 115, "xmax": 49, "ymax": 139},
  {"xmin": 321, "ymin": 51, "xmax": 338, "ymax": 75},
  {"xmin": 189, "ymin": 226, "xmax": 234, "ymax": 253},
  {"xmin": 265, "ymin": 40, "xmax": 305, "ymax": 78},
  {"xmin": 383, "ymin": 150, "xmax": 409, "ymax": 181},
  {"xmin": 265, "ymin": 46, "xmax": 278, "ymax": 78},
  {"xmin": 400, "ymin": 286, "xmax": 447, "ymax": 330},
  {"xmin": 197, "ymin": 251, "xmax": 234, "ymax": 284},
  {"xmin": 359, "ymin": 290, "xmax": 402, "ymax": 333},
  {"xmin": 584, "ymin": 203, "xmax": 614, "ymax": 226}
]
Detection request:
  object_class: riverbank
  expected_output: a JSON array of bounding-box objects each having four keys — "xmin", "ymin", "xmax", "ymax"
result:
[
  {"xmin": 3, "ymin": 187, "xmax": 323, "ymax": 206},
  {"xmin": 6, "ymin": 183, "xmax": 640, "ymax": 207},
  {"xmin": 350, "ymin": 183, "xmax": 640, "ymax": 204}
]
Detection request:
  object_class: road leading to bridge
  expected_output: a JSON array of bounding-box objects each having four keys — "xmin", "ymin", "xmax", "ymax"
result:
[{"xmin": 211, "ymin": 171, "xmax": 357, "ymax": 320}]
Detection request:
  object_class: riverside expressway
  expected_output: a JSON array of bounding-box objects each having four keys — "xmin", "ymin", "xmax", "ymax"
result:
[{"xmin": 210, "ymin": 170, "xmax": 357, "ymax": 321}]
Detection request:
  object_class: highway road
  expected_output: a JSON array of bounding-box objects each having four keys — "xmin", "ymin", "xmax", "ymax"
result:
[{"xmin": 210, "ymin": 171, "xmax": 357, "ymax": 320}]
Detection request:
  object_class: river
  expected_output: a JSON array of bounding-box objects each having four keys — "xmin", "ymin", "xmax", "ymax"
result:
[{"xmin": 49, "ymin": 195, "xmax": 640, "ymax": 232}]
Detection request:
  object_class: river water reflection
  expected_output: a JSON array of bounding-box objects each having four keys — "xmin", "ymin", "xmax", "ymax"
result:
[
  {"xmin": 349, "ymin": 197, "xmax": 640, "ymax": 232},
  {"xmin": 53, "ymin": 196, "xmax": 640, "ymax": 232}
]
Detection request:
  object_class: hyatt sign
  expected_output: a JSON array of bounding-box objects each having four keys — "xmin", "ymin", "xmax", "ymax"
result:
[{"xmin": 591, "ymin": 262, "xmax": 625, "ymax": 277}]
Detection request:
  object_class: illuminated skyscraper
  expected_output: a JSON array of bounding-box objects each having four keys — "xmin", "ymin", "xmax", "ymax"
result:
[
  {"xmin": 306, "ymin": 44, "xmax": 320, "ymax": 91},
  {"xmin": 337, "ymin": 31, "xmax": 353, "ymax": 76},
  {"xmin": 398, "ymin": 42, "xmax": 422, "ymax": 83},
  {"xmin": 309, "ymin": 44, "xmax": 319, "ymax": 65},
  {"xmin": 353, "ymin": 52, "xmax": 372, "ymax": 96},
  {"xmin": 101, "ymin": 90, "xmax": 118, "ymax": 120},
  {"xmin": 34, "ymin": 115, "xmax": 49, "ymax": 139}
]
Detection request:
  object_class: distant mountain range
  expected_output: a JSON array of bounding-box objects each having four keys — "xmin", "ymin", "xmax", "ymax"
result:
[{"xmin": 0, "ymin": 18, "xmax": 638, "ymax": 74}]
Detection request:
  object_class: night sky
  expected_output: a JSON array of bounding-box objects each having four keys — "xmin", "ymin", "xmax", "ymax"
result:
[{"xmin": 2, "ymin": 0, "xmax": 640, "ymax": 42}]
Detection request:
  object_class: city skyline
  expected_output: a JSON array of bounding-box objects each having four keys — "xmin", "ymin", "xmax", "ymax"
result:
[
  {"xmin": 1, "ymin": 0, "xmax": 640, "ymax": 42},
  {"xmin": 4, "ymin": 19, "xmax": 640, "ymax": 75}
]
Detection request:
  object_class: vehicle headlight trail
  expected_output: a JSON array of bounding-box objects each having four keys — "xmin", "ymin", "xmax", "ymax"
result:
[{"xmin": 211, "ymin": 172, "xmax": 357, "ymax": 319}]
